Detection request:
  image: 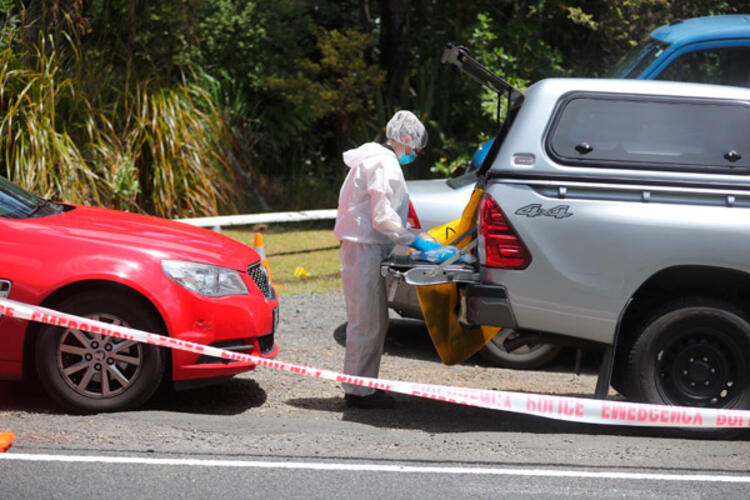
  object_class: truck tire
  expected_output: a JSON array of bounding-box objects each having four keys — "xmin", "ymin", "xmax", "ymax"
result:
[
  {"xmin": 627, "ymin": 299, "xmax": 750, "ymax": 410},
  {"xmin": 479, "ymin": 329, "xmax": 563, "ymax": 370},
  {"xmin": 35, "ymin": 291, "xmax": 166, "ymax": 413}
]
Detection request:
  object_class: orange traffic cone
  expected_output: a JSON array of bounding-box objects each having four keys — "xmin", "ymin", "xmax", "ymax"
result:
[
  {"xmin": 0, "ymin": 432, "xmax": 15, "ymax": 452},
  {"xmin": 253, "ymin": 232, "xmax": 281, "ymax": 289},
  {"xmin": 253, "ymin": 232, "xmax": 267, "ymax": 260}
]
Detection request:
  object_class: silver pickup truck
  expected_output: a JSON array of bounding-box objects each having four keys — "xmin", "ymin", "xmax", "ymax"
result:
[{"xmin": 385, "ymin": 46, "xmax": 750, "ymax": 411}]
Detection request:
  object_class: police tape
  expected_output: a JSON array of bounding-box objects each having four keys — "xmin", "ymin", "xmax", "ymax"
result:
[{"xmin": 2, "ymin": 297, "xmax": 750, "ymax": 429}]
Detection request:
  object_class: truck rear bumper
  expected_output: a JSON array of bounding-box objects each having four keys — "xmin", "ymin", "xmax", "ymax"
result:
[
  {"xmin": 380, "ymin": 257, "xmax": 517, "ymax": 329},
  {"xmin": 462, "ymin": 284, "xmax": 517, "ymax": 328}
]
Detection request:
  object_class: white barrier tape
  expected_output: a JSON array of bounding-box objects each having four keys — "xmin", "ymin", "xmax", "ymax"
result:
[
  {"xmin": 175, "ymin": 209, "xmax": 336, "ymax": 229},
  {"xmin": 2, "ymin": 296, "xmax": 750, "ymax": 429}
]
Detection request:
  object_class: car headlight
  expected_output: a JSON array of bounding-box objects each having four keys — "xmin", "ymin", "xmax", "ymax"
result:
[{"xmin": 161, "ymin": 260, "xmax": 248, "ymax": 297}]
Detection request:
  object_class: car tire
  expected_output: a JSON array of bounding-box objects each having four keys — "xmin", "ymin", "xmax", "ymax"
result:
[
  {"xmin": 479, "ymin": 328, "xmax": 563, "ymax": 370},
  {"xmin": 627, "ymin": 298, "xmax": 750, "ymax": 410},
  {"xmin": 35, "ymin": 292, "xmax": 166, "ymax": 413}
]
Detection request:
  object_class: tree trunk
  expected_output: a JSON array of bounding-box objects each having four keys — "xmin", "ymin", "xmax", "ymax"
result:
[
  {"xmin": 126, "ymin": 0, "xmax": 136, "ymax": 79},
  {"xmin": 360, "ymin": 0, "xmax": 372, "ymax": 33},
  {"xmin": 379, "ymin": 0, "xmax": 410, "ymax": 103}
]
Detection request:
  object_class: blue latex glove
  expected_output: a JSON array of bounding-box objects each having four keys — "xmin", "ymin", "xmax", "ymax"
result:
[
  {"xmin": 410, "ymin": 235, "xmax": 442, "ymax": 252},
  {"xmin": 411, "ymin": 236, "xmax": 460, "ymax": 263},
  {"xmin": 424, "ymin": 246, "xmax": 459, "ymax": 263}
]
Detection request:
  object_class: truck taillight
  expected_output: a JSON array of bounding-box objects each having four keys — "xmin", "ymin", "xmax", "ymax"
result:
[
  {"xmin": 480, "ymin": 196, "xmax": 531, "ymax": 269},
  {"xmin": 407, "ymin": 200, "xmax": 421, "ymax": 230}
]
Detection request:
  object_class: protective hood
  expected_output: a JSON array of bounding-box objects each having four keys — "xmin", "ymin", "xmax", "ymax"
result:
[{"xmin": 342, "ymin": 142, "xmax": 394, "ymax": 169}]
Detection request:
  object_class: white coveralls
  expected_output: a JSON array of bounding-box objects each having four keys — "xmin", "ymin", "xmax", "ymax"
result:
[{"xmin": 334, "ymin": 142, "xmax": 415, "ymax": 396}]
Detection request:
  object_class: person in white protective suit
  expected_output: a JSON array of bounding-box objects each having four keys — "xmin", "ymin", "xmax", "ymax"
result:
[{"xmin": 334, "ymin": 110, "xmax": 457, "ymax": 409}]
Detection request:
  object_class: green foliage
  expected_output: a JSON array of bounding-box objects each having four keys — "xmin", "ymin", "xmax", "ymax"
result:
[
  {"xmin": 267, "ymin": 28, "xmax": 385, "ymax": 146},
  {"xmin": 0, "ymin": 31, "xmax": 100, "ymax": 204},
  {"xmin": 561, "ymin": 0, "xmax": 750, "ymax": 75},
  {"xmin": 104, "ymin": 156, "xmax": 140, "ymax": 209},
  {"xmin": 429, "ymin": 132, "xmax": 474, "ymax": 177},
  {"xmin": 469, "ymin": 11, "xmax": 567, "ymax": 122},
  {"xmin": 186, "ymin": 1, "xmax": 267, "ymax": 88},
  {"xmin": 249, "ymin": 25, "xmax": 388, "ymax": 210},
  {"xmin": 2, "ymin": 0, "xmax": 747, "ymax": 215},
  {"xmin": 0, "ymin": 11, "xmax": 238, "ymax": 217},
  {"xmin": 425, "ymin": 9, "xmax": 567, "ymax": 176},
  {"xmin": 90, "ymin": 83, "xmax": 238, "ymax": 217}
]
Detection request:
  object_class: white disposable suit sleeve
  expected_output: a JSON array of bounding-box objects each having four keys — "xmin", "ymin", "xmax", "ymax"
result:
[{"xmin": 366, "ymin": 162, "xmax": 415, "ymax": 246}]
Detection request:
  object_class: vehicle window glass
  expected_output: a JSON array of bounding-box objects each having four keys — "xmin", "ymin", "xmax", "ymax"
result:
[
  {"xmin": 655, "ymin": 47, "xmax": 750, "ymax": 88},
  {"xmin": 607, "ymin": 38, "xmax": 671, "ymax": 78},
  {"xmin": 548, "ymin": 96, "xmax": 750, "ymax": 171},
  {"xmin": 0, "ymin": 176, "xmax": 42, "ymax": 218},
  {"xmin": 481, "ymin": 102, "xmax": 522, "ymax": 174},
  {"xmin": 447, "ymin": 170, "xmax": 478, "ymax": 189}
]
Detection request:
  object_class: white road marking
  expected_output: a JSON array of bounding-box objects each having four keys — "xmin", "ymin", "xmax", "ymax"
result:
[{"xmin": 1, "ymin": 453, "xmax": 748, "ymax": 483}]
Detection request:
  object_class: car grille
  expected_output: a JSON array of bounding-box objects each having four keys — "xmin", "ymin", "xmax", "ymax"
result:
[
  {"xmin": 194, "ymin": 334, "xmax": 275, "ymax": 364},
  {"xmin": 257, "ymin": 332, "xmax": 275, "ymax": 355},
  {"xmin": 195, "ymin": 339, "xmax": 254, "ymax": 364},
  {"xmin": 248, "ymin": 262, "xmax": 275, "ymax": 300},
  {"xmin": 258, "ymin": 307, "xmax": 278, "ymax": 356},
  {"xmin": 194, "ymin": 311, "xmax": 276, "ymax": 364}
]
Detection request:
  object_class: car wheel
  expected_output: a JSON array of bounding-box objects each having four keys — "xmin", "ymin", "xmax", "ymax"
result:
[
  {"xmin": 35, "ymin": 292, "xmax": 166, "ymax": 413},
  {"xmin": 479, "ymin": 328, "xmax": 563, "ymax": 369},
  {"xmin": 627, "ymin": 299, "xmax": 750, "ymax": 409}
]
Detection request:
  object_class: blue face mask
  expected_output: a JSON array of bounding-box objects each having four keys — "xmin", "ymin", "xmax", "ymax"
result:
[{"xmin": 398, "ymin": 152, "xmax": 416, "ymax": 165}]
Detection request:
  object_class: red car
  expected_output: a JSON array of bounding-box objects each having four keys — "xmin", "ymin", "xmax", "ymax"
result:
[{"xmin": 0, "ymin": 176, "xmax": 278, "ymax": 413}]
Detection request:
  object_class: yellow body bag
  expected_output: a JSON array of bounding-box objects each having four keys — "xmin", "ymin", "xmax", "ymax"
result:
[{"xmin": 415, "ymin": 188, "xmax": 500, "ymax": 365}]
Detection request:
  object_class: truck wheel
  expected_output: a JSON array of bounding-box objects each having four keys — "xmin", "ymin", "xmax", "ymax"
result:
[
  {"xmin": 627, "ymin": 299, "xmax": 750, "ymax": 409},
  {"xmin": 35, "ymin": 292, "xmax": 166, "ymax": 413},
  {"xmin": 479, "ymin": 329, "xmax": 563, "ymax": 370}
]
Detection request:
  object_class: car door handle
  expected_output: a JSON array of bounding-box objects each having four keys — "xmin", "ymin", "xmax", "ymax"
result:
[
  {"xmin": 724, "ymin": 150, "xmax": 742, "ymax": 163},
  {"xmin": 575, "ymin": 142, "xmax": 593, "ymax": 154}
]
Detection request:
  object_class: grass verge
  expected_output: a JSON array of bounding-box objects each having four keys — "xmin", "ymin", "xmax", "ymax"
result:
[{"xmin": 223, "ymin": 222, "xmax": 341, "ymax": 295}]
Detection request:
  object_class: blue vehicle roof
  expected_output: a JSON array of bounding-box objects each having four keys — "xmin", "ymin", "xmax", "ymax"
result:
[{"xmin": 651, "ymin": 15, "xmax": 750, "ymax": 45}]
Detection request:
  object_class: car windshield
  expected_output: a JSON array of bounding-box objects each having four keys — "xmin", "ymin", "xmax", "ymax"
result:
[
  {"xmin": 607, "ymin": 37, "xmax": 671, "ymax": 78},
  {"xmin": 0, "ymin": 176, "xmax": 53, "ymax": 219}
]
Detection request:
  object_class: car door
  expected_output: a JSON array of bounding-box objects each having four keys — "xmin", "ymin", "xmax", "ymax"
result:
[{"xmin": 647, "ymin": 41, "xmax": 750, "ymax": 88}]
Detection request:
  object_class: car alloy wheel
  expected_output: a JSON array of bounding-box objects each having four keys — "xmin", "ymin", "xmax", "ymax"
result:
[
  {"xmin": 56, "ymin": 313, "xmax": 143, "ymax": 399},
  {"xmin": 36, "ymin": 291, "xmax": 165, "ymax": 413}
]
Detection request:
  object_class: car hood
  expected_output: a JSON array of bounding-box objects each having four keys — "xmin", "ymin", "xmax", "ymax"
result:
[
  {"xmin": 406, "ymin": 178, "xmax": 454, "ymax": 196},
  {"xmin": 36, "ymin": 205, "xmax": 257, "ymax": 270},
  {"xmin": 406, "ymin": 178, "xmax": 476, "ymax": 232}
]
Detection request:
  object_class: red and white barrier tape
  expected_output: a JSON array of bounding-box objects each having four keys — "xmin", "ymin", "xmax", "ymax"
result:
[{"xmin": 3, "ymin": 297, "xmax": 750, "ymax": 429}]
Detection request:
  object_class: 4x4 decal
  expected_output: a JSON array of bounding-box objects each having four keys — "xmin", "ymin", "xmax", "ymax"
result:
[{"xmin": 515, "ymin": 204, "xmax": 573, "ymax": 219}]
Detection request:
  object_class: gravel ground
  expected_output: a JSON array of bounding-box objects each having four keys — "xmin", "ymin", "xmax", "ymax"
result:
[
  {"xmin": 0, "ymin": 292, "xmax": 606, "ymax": 424},
  {"xmin": 251, "ymin": 292, "xmax": 603, "ymax": 412},
  {"xmin": 4, "ymin": 293, "xmax": 750, "ymax": 498},
  {"xmin": 6, "ymin": 292, "xmax": 750, "ymax": 469}
]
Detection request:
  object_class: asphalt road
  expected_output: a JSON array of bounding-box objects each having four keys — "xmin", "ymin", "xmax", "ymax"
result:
[
  {"xmin": 1, "ymin": 293, "xmax": 750, "ymax": 499},
  {"xmin": 2, "ymin": 453, "xmax": 750, "ymax": 499}
]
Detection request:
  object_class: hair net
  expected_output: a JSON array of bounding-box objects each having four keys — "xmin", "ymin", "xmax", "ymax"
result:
[{"xmin": 386, "ymin": 110, "xmax": 428, "ymax": 150}]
